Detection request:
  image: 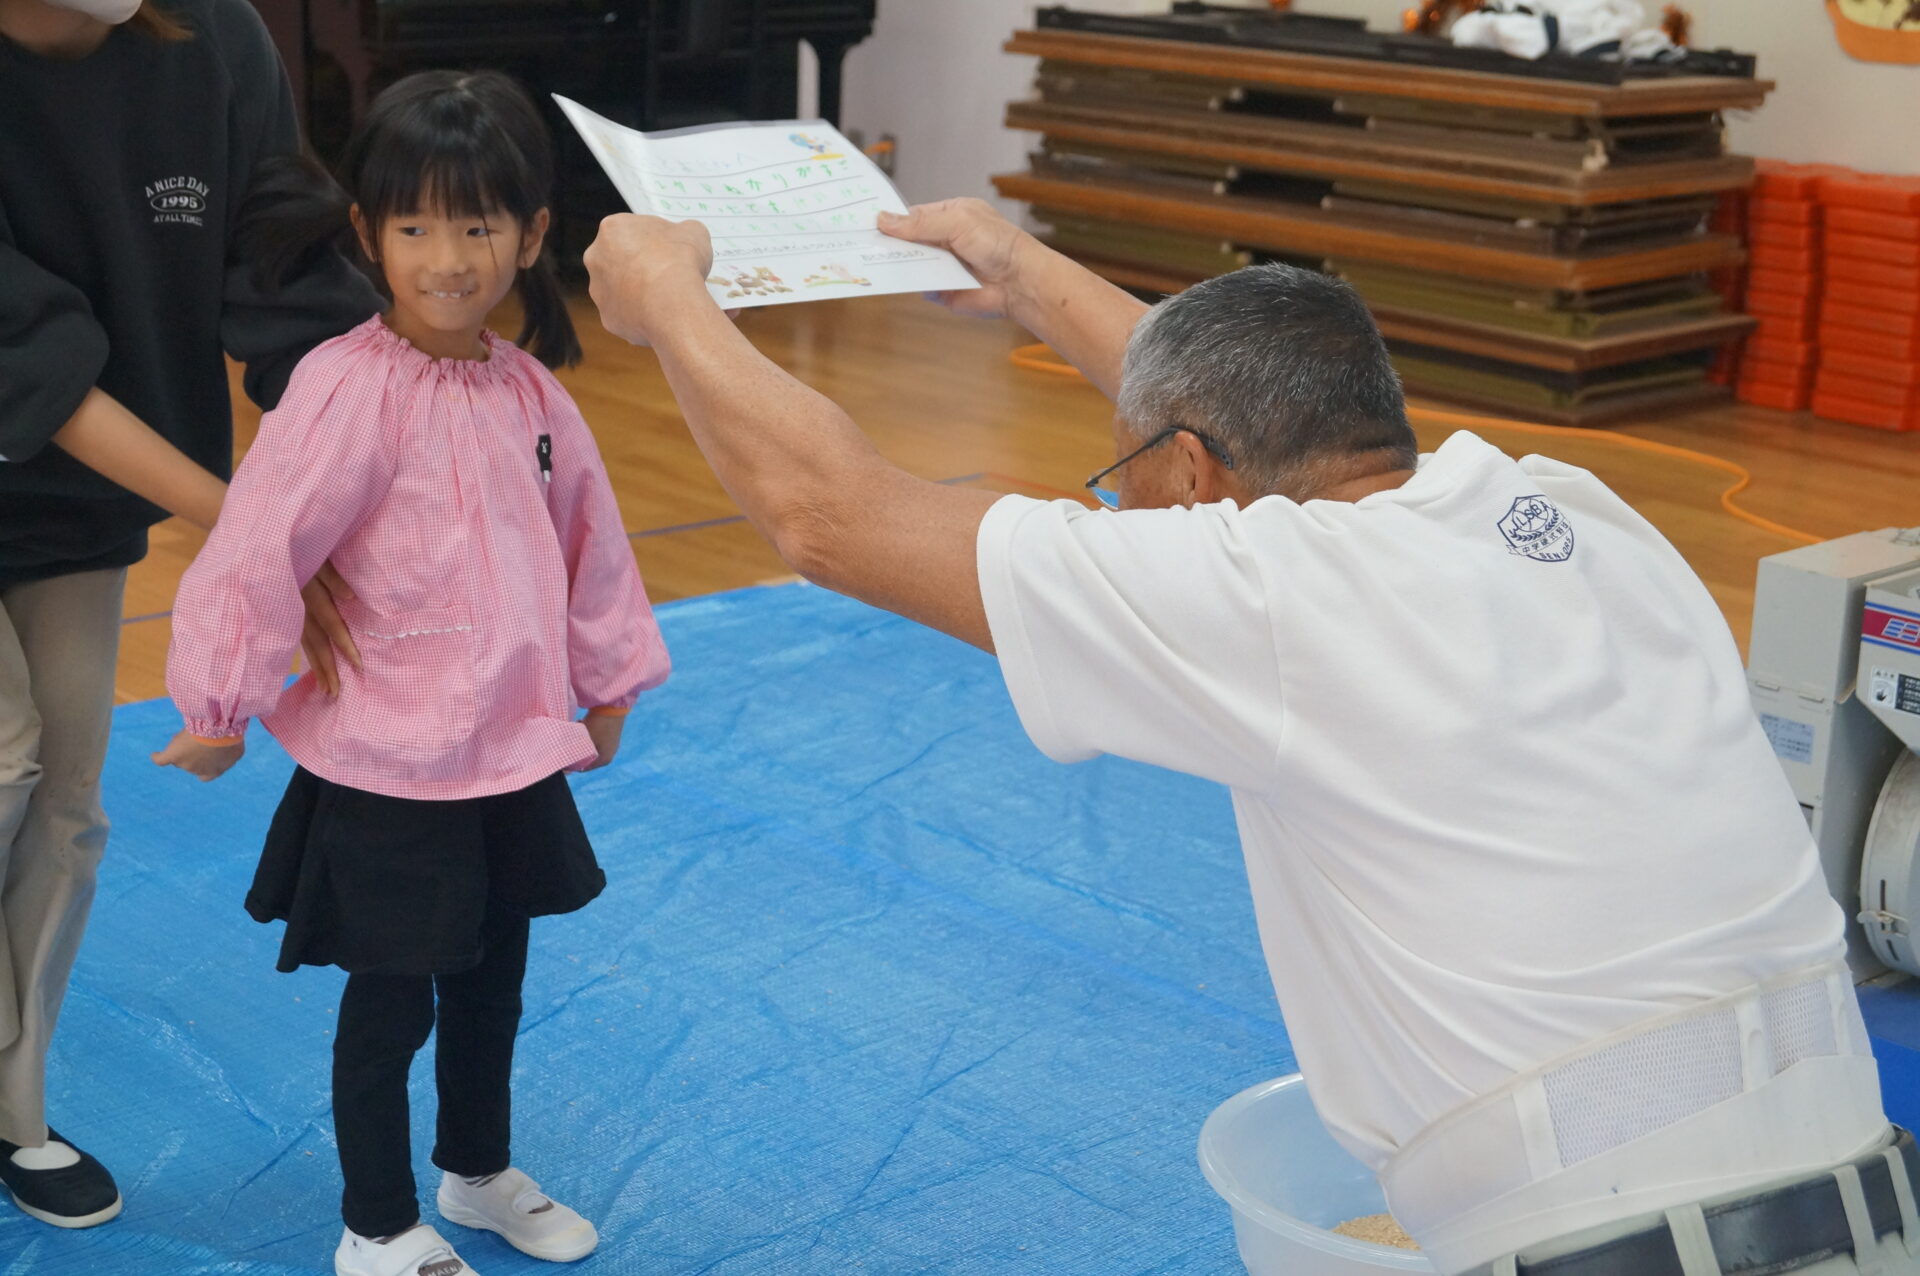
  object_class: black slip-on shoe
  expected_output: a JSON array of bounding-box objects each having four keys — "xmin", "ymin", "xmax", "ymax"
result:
[{"xmin": 0, "ymin": 1129, "xmax": 123, "ymax": 1228}]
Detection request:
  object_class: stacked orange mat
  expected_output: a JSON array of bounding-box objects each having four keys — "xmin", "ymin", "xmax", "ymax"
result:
[
  {"xmin": 1707, "ymin": 191, "xmax": 1748, "ymax": 389},
  {"xmin": 1736, "ymin": 162, "xmax": 1825, "ymax": 412},
  {"xmin": 1814, "ymin": 173, "xmax": 1920, "ymax": 432}
]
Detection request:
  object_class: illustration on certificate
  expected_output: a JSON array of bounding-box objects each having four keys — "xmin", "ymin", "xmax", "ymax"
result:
[{"xmin": 553, "ymin": 97, "xmax": 977, "ymax": 309}]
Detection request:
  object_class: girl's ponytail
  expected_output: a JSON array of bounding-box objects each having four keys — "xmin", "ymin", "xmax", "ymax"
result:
[
  {"xmin": 516, "ymin": 248, "xmax": 582, "ymax": 369},
  {"xmin": 234, "ymin": 153, "xmax": 359, "ymax": 295}
]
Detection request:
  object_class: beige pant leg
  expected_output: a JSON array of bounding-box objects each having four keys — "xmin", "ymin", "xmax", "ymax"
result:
[{"xmin": 0, "ymin": 568, "xmax": 124, "ymax": 1147}]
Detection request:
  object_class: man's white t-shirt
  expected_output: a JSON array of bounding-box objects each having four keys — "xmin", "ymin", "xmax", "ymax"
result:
[{"xmin": 975, "ymin": 430, "xmax": 1845, "ymax": 1170}]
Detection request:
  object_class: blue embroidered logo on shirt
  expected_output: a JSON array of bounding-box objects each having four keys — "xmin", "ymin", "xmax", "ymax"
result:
[{"xmin": 1497, "ymin": 495, "xmax": 1575, "ymax": 563}]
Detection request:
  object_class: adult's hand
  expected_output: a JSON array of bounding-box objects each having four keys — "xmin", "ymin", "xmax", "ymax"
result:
[
  {"xmin": 881, "ymin": 197, "xmax": 1147, "ymax": 400},
  {"xmin": 876, "ymin": 199, "xmax": 1031, "ymax": 320},
  {"xmin": 584, "ymin": 215, "xmax": 717, "ymax": 347},
  {"xmin": 299, "ymin": 561, "xmax": 362, "ymax": 697}
]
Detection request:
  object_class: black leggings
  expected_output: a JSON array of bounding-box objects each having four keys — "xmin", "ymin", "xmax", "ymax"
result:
[{"xmin": 332, "ymin": 910, "xmax": 530, "ymax": 1238}]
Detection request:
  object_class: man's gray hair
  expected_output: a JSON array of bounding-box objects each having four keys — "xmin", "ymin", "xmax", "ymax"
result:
[{"xmin": 1115, "ymin": 264, "xmax": 1416, "ymax": 496}]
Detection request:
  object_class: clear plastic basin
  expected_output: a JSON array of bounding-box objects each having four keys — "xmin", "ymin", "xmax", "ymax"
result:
[{"xmin": 1198, "ymin": 1074, "xmax": 1437, "ymax": 1275}]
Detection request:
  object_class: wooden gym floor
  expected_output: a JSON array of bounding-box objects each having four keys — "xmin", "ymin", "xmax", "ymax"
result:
[{"xmin": 115, "ymin": 291, "xmax": 1920, "ymax": 703}]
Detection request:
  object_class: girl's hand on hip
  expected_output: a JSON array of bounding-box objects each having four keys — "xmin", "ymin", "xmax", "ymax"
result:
[{"xmin": 153, "ymin": 730, "xmax": 245, "ymax": 782}]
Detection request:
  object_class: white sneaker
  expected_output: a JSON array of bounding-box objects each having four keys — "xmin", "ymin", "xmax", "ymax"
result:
[
  {"xmin": 436, "ymin": 1168, "xmax": 598, "ymax": 1262},
  {"xmin": 335, "ymin": 1224, "xmax": 480, "ymax": 1276}
]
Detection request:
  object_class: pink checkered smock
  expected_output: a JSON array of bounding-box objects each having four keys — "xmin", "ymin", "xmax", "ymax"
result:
[{"xmin": 167, "ymin": 317, "xmax": 670, "ymax": 800}]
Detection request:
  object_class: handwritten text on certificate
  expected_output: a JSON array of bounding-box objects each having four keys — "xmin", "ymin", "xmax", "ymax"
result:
[{"xmin": 554, "ymin": 97, "xmax": 978, "ymax": 309}]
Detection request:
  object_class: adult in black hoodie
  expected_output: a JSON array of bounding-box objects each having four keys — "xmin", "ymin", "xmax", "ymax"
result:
[{"xmin": 0, "ymin": 0, "xmax": 379, "ymax": 1228}]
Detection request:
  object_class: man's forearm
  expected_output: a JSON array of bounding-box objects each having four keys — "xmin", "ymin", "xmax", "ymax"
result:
[
  {"xmin": 53, "ymin": 388, "xmax": 226, "ymax": 530},
  {"xmin": 646, "ymin": 283, "xmax": 997, "ymax": 650},
  {"xmin": 1005, "ymin": 236, "xmax": 1149, "ymax": 401},
  {"xmin": 649, "ymin": 291, "xmax": 883, "ymax": 551}
]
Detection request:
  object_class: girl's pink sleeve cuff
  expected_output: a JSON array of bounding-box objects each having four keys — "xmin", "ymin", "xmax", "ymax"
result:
[{"xmin": 186, "ymin": 719, "xmax": 248, "ymax": 746}]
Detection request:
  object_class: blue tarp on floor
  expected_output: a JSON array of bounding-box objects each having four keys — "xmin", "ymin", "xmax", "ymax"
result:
[
  {"xmin": 20, "ymin": 580, "xmax": 1920, "ymax": 1274},
  {"xmin": 8, "ymin": 584, "xmax": 1288, "ymax": 1274}
]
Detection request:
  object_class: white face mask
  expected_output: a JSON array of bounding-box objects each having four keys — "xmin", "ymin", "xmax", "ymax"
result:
[{"xmin": 41, "ymin": 0, "xmax": 146, "ymax": 24}]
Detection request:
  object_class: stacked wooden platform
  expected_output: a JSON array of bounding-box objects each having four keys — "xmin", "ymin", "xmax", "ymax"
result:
[{"xmin": 993, "ymin": 8, "xmax": 1775, "ymax": 426}]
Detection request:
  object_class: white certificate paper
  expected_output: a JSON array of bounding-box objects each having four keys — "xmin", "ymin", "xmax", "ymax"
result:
[{"xmin": 554, "ymin": 96, "xmax": 978, "ymax": 309}]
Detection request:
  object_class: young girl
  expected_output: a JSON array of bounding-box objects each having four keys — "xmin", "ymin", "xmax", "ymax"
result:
[{"xmin": 156, "ymin": 71, "xmax": 669, "ymax": 1276}]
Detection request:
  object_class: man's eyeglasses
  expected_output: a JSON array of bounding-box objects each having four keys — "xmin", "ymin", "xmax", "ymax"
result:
[{"xmin": 1084, "ymin": 426, "xmax": 1235, "ymax": 509}]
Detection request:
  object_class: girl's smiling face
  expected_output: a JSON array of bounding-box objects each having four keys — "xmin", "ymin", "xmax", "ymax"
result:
[{"xmin": 354, "ymin": 204, "xmax": 549, "ymax": 361}]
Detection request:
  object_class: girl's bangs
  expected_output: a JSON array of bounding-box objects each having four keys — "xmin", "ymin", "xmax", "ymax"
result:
[{"xmin": 355, "ymin": 114, "xmax": 541, "ymax": 229}]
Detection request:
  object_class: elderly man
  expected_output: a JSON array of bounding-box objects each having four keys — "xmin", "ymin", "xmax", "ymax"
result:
[{"xmin": 583, "ymin": 199, "xmax": 1912, "ymax": 1276}]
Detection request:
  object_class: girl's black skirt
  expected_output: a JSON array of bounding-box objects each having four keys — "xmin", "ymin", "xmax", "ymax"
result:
[{"xmin": 246, "ymin": 766, "xmax": 605, "ymax": 975}]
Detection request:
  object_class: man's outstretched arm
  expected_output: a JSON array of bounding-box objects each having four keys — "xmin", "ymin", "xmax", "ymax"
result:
[{"xmin": 586, "ymin": 216, "xmax": 1000, "ymax": 650}]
